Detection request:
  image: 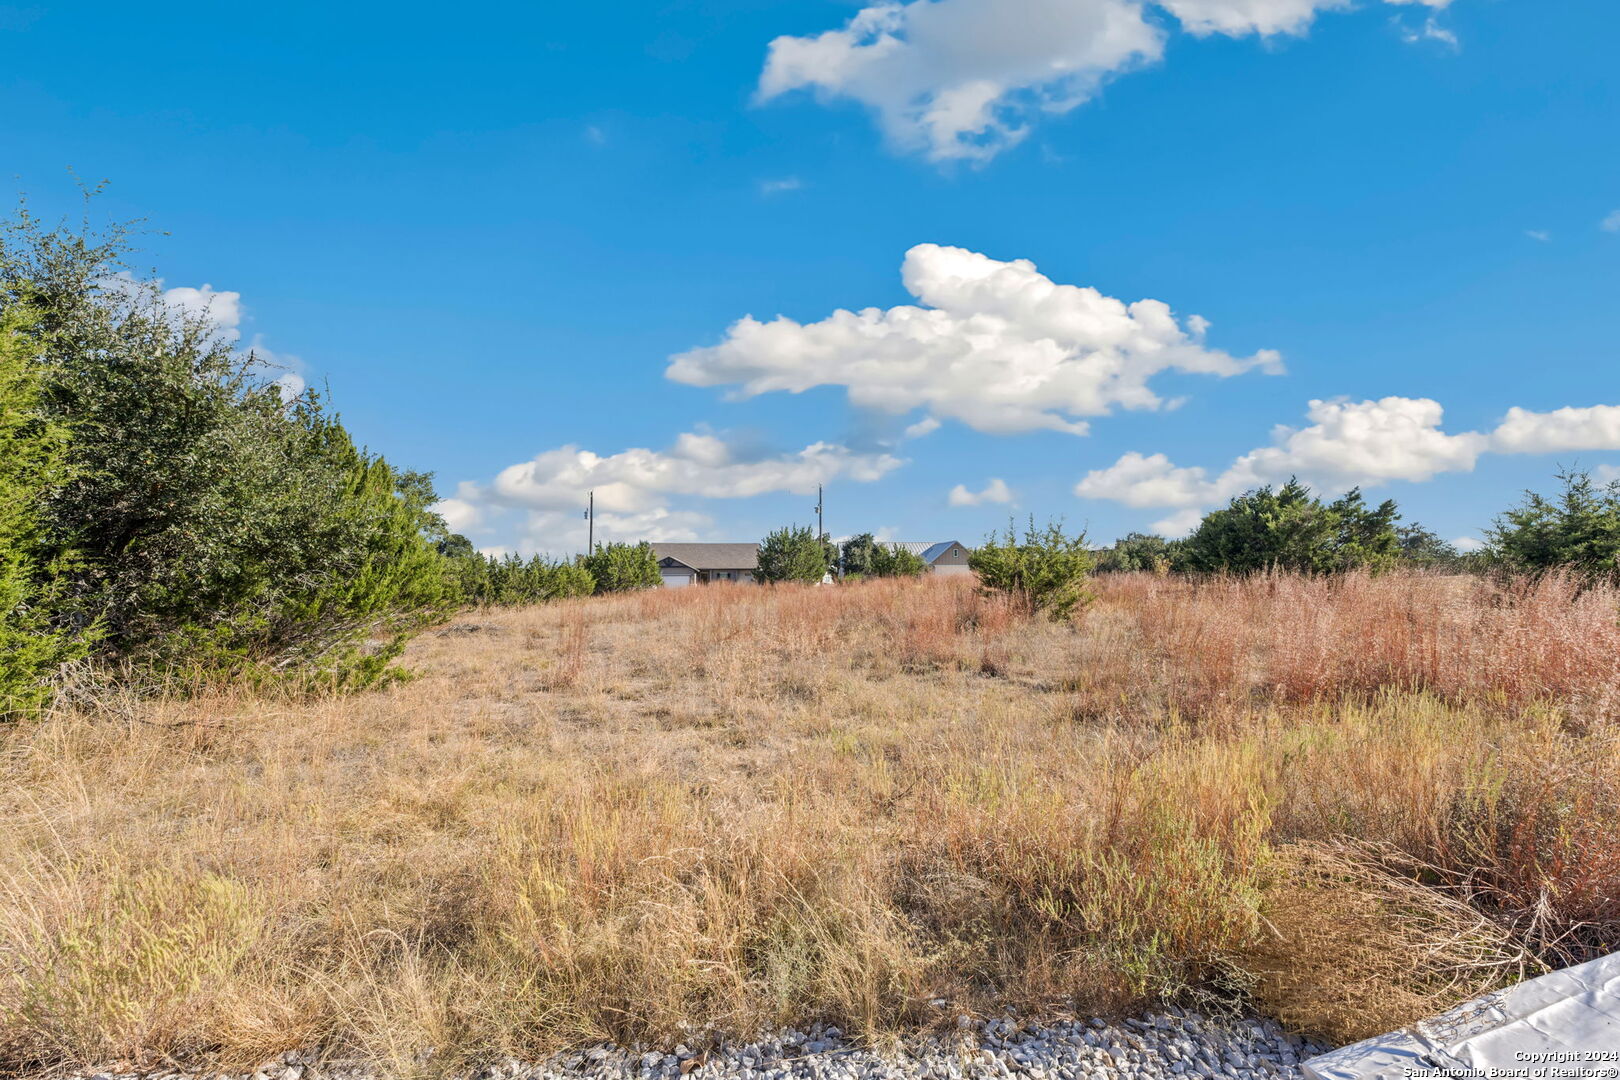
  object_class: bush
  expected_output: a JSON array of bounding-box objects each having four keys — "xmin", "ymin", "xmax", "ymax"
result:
[
  {"xmin": 0, "ymin": 307, "xmax": 81, "ymax": 718},
  {"xmin": 1488, "ymin": 470, "xmax": 1620, "ymax": 578},
  {"xmin": 757, "ymin": 525, "xmax": 831, "ymax": 584},
  {"xmin": 968, "ymin": 519, "xmax": 1093, "ymax": 620},
  {"xmin": 840, "ymin": 533, "xmax": 927, "ymax": 579},
  {"xmin": 441, "ymin": 540, "xmax": 596, "ymax": 605},
  {"xmin": 582, "ymin": 541, "xmax": 659, "ymax": 593},
  {"xmin": 1176, "ymin": 480, "xmax": 1400, "ymax": 574},
  {"xmin": 1, "ymin": 207, "xmax": 454, "ymax": 691},
  {"xmin": 872, "ymin": 544, "xmax": 927, "ymax": 578},
  {"xmin": 1094, "ymin": 532, "xmax": 1177, "ymax": 574}
]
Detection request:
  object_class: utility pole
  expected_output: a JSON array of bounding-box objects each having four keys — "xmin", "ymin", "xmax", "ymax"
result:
[
  {"xmin": 584, "ymin": 490, "xmax": 594, "ymax": 554},
  {"xmin": 814, "ymin": 484, "xmax": 824, "ymax": 541}
]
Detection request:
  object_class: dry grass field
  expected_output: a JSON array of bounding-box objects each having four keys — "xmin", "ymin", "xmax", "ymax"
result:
[{"xmin": 3, "ymin": 572, "xmax": 1619, "ymax": 1075}]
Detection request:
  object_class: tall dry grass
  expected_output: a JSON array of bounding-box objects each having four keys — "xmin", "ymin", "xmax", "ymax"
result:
[{"xmin": 2, "ymin": 572, "xmax": 1618, "ymax": 1074}]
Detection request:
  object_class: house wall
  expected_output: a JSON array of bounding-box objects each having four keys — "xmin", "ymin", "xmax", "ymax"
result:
[
  {"xmin": 928, "ymin": 543, "xmax": 973, "ymax": 575},
  {"xmin": 698, "ymin": 569, "xmax": 756, "ymax": 583}
]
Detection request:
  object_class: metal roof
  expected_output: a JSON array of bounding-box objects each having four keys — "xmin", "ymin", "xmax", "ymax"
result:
[
  {"xmin": 885, "ymin": 541, "xmax": 966, "ymax": 563},
  {"xmin": 651, "ymin": 542, "xmax": 760, "ymax": 571}
]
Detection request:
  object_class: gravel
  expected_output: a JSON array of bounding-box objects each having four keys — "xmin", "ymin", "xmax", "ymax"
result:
[{"xmin": 65, "ymin": 1009, "xmax": 1334, "ymax": 1080}]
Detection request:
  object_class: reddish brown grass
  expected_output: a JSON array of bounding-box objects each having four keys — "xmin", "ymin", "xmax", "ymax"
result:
[{"xmin": 1, "ymin": 571, "xmax": 1616, "ymax": 1073}]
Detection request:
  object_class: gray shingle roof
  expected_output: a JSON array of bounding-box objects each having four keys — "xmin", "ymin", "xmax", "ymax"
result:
[{"xmin": 652, "ymin": 542, "xmax": 760, "ymax": 571}]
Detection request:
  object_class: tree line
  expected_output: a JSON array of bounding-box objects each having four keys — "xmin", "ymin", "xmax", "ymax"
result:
[
  {"xmin": 6, "ymin": 208, "xmax": 1615, "ymax": 719},
  {"xmin": 1092, "ymin": 473, "xmax": 1620, "ymax": 577}
]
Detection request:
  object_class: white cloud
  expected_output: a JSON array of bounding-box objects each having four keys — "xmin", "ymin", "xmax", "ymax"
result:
[
  {"xmin": 518, "ymin": 507, "xmax": 714, "ymax": 556},
  {"xmin": 110, "ymin": 272, "xmax": 309, "ymax": 398},
  {"xmin": 1491, "ymin": 405, "xmax": 1620, "ymax": 454},
  {"xmin": 161, "ymin": 282, "xmax": 244, "ymax": 338},
  {"xmin": 445, "ymin": 431, "xmax": 905, "ymax": 554},
  {"xmin": 1452, "ymin": 536, "xmax": 1485, "ymax": 552},
  {"xmin": 104, "ymin": 272, "xmax": 245, "ymax": 341},
  {"xmin": 759, "ymin": 0, "xmax": 1161, "ymax": 162},
  {"xmin": 1525, "ymin": 230, "xmax": 1551, "ymax": 243},
  {"xmin": 1165, "ymin": 0, "xmax": 1347, "ymax": 37},
  {"xmin": 433, "ymin": 497, "xmax": 483, "ymax": 533},
  {"xmin": 948, "ymin": 477, "xmax": 1014, "ymax": 506},
  {"xmin": 903, "ymin": 416, "xmax": 942, "ymax": 439},
  {"xmin": 1227, "ymin": 396, "xmax": 1488, "ymax": 490},
  {"xmin": 584, "ymin": 124, "xmax": 607, "ymax": 146},
  {"xmin": 669, "ymin": 243, "xmax": 1282, "ymax": 437},
  {"xmin": 1077, "ymin": 396, "xmax": 1488, "ymax": 509},
  {"xmin": 1151, "ymin": 507, "xmax": 1204, "ymax": 537},
  {"xmin": 1602, "ymin": 210, "xmax": 1620, "ymax": 233},
  {"xmin": 759, "ymin": 0, "xmax": 1458, "ymax": 161},
  {"xmin": 1394, "ymin": 13, "xmax": 1458, "ymax": 47},
  {"xmin": 761, "ymin": 177, "xmax": 804, "ymax": 195},
  {"xmin": 484, "ymin": 431, "xmax": 902, "ymax": 513},
  {"xmin": 243, "ymin": 334, "xmax": 308, "ymax": 401},
  {"xmin": 1077, "ymin": 397, "xmax": 1620, "ymax": 525},
  {"xmin": 1075, "ymin": 451, "xmax": 1219, "ymax": 507}
]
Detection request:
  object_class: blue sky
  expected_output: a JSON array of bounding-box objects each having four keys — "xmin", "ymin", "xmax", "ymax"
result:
[{"xmin": 4, "ymin": 0, "xmax": 1617, "ymax": 554}]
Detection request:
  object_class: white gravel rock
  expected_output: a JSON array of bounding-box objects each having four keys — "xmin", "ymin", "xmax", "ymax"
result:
[{"xmin": 61, "ymin": 1011, "xmax": 1334, "ymax": 1080}]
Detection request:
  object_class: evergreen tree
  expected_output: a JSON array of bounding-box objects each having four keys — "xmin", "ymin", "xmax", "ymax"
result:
[
  {"xmin": 582, "ymin": 541, "xmax": 660, "ymax": 593},
  {"xmin": 0, "ymin": 307, "xmax": 80, "ymax": 718},
  {"xmin": 969, "ymin": 519, "xmax": 1093, "ymax": 620},
  {"xmin": 1488, "ymin": 470, "xmax": 1620, "ymax": 576},
  {"xmin": 757, "ymin": 525, "xmax": 831, "ymax": 584},
  {"xmin": 1176, "ymin": 480, "xmax": 1400, "ymax": 574},
  {"xmin": 1, "ymin": 206, "xmax": 454, "ymax": 690}
]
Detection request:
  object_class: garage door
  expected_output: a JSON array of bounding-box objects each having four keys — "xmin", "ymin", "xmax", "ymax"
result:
[{"xmin": 661, "ymin": 569, "xmax": 693, "ymax": 587}]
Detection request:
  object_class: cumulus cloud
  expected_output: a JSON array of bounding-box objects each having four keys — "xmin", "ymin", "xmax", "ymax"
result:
[
  {"xmin": 948, "ymin": 477, "xmax": 1014, "ymax": 506},
  {"xmin": 1075, "ymin": 450, "xmax": 1220, "ymax": 507},
  {"xmin": 1077, "ymin": 396, "xmax": 1620, "ymax": 526},
  {"xmin": 433, "ymin": 497, "xmax": 483, "ymax": 533},
  {"xmin": 108, "ymin": 272, "xmax": 308, "ymax": 399},
  {"xmin": 759, "ymin": 0, "xmax": 1457, "ymax": 161},
  {"xmin": 1491, "ymin": 405, "xmax": 1620, "ymax": 454},
  {"xmin": 443, "ymin": 431, "xmax": 905, "ymax": 554},
  {"xmin": 1452, "ymin": 536, "xmax": 1485, "ymax": 553},
  {"xmin": 1151, "ymin": 507, "xmax": 1205, "ymax": 537},
  {"xmin": 669, "ymin": 243, "xmax": 1281, "ymax": 437},
  {"xmin": 161, "ymin": 282, "xmax": 244, "ymax": 338},
  {"xmin": 484, "ymin": 431, "xmax": 902, "ymax": 513},
  {"xmin": 517, "ymin": 507, "xmax": 714, "ymax": 555},
  {"xmin": 1079, "ymin": 397, "xmax": 1487, "ymax": 509}
]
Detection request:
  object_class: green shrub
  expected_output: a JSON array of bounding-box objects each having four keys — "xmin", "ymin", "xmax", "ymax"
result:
[
  {"xmin": 757, "ymin": 525, "xmax": 831, "ymax": 584},
  {"xmin": 441, "ymin": 540, "xmax": 597, "ymax": 605},
  {"xmin": 582, "ymin": 541, "xmax": 659, "ymax": 593},
  {"xmin": 1, "ymin": 207, "xmax": 454, "ymax": 691},
  {"xmin": 839, "ymin": 533, "xmax": 927, "ymax": 579},
  {"xmin": 1488, "ymin": 470, "xmax": 1620, "ymax": 577},
  {"xmin": 0, "ymin": 307, "xmax": 81, "ymax": 718},
  {"xmin": 1094, "ymin": 532, "xmax": 1178, "ymax": 574},
  {"xmin": 1395, "ymin": 523, "xmax": 1471, "ymax": 571},
  {"xmin": 873, "ymin": 544, "xmax": 926, "ymax": 578},
  {"xmin": 968, "ymin": 519, "xmax": 1093, "ymax": 620},
  {"xmin": 1176, "ymin": 480, "xmax": 1400, "ymax": 574}
]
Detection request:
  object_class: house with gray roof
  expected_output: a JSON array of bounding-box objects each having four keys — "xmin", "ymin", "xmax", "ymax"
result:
[
  {"xmin": 885, "ymin": 540, "xmax": 974, "ymax": 576},
  {"xmin": 652, "ymin": 542, "xmax": 760, "ymax": 587}
]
